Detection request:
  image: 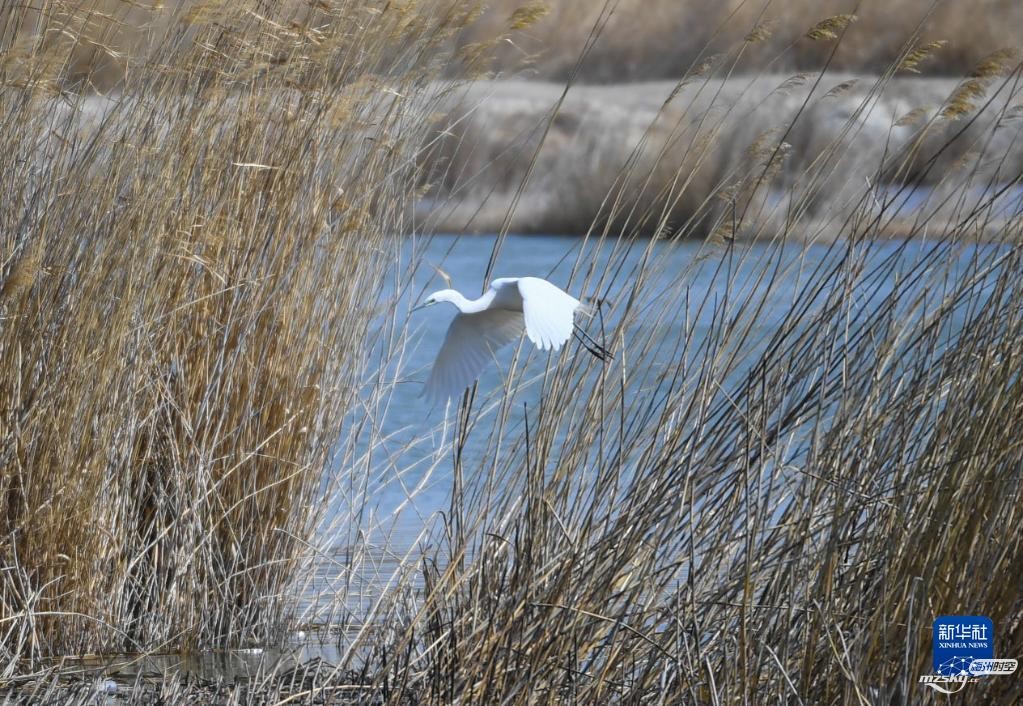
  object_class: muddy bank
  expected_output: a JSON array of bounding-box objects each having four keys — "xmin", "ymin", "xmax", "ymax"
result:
[{"xmin": 418, "ymin": 76, "xmax": 1023, "ymax": 238}]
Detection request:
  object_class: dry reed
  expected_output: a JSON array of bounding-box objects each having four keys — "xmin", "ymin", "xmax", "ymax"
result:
[
  {"xmin": 0, "ymin": 0, "xmax": 479, "ymax": 670},
  {"xmin": 1, "ymin": 1, "xmax": 1023, "ymax": 705},
  {"xmin": 310, "ymin": 7, "xmax": 1023, "ymax": 704}
]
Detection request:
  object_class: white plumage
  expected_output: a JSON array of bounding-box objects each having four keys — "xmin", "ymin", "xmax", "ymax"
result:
[{"xmin": 415, "ymin": 276, "xmax": 589, "ymax": 403}]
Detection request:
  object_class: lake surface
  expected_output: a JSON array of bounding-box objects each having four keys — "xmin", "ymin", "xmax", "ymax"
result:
[
  {"xmin": 301, "ymin": 230, "xmax": 1007, "ymax": 624},
  {"xmin": 59, "ymin": 230, "xmax": 1008, "ymax": 682}
]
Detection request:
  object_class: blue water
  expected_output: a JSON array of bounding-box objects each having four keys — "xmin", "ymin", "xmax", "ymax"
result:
[{"xmin": 315, "ymin": 231, "xmax": 1008, "ymax": 567}]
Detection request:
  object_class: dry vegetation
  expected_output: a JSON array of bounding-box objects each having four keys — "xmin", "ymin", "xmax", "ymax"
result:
[
  {"xmin": 0, "ymin": 0, "xmax": 479, "ymax": 668},
  {"xmin": 420, "ymin": 73, "xmax": 1023, "ymax": 236},
  {"xmin": 464, "ymin": 0, "xmax": 1023, "ymax": 81},
  {"xmin": 11, "ymin": 0, "xmax": 1022, "ymax": 88},
  {"xmin": 1, "ymin": 1, "xmax": 1023, "ymax": 705},
  {"xmin": 420, "ymin": 0, "xmax": 1023, "ymax": 237}
]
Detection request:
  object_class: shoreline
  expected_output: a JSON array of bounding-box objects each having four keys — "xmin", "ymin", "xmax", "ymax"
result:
[
  {"xmin": 416, "ymin": 76, "xmax": 1022, "ymax": 239},
  {"xmin": 56, "ymin": 74, "xmax": 1023, "ymax": 241}
]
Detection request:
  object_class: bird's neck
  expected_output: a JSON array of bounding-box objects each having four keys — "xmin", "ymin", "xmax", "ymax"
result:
[{"xmin": 453, "ymin": 290, "xmax": 494, "ymax": 314}]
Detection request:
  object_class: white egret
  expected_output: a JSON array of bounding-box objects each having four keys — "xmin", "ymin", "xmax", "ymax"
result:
[{"xmin": 414, "ymin": 277, "xmax": 606, "ymax": 403}]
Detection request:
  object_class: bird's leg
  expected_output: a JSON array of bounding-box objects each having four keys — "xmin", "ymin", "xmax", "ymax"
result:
[
  {"xmin": 578, "ymin": 296, "xmax": 612, "ymax": 361},
  {"xmin": 573, "ymin": 325, "xmax": 612, "ymax": 361}
]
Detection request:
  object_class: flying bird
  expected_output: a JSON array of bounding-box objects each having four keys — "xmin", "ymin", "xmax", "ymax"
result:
[{"xmin": 415, "ymin": 276, "xmax": 607, "ymax": 403}]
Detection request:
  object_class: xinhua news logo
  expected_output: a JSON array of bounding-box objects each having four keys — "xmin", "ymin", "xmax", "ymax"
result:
[{"xmin": 919, "ymin": 616, "xmax": 1017, "ymax": 694}]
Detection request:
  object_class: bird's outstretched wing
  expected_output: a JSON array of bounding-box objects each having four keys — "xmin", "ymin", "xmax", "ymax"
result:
[
  {"xmin": 424, "ymin": 309, "xmax": 523, "ymax": 403},
  {"xmin": 517, "ymin": 277, "xmax": 581, "ymax": 352}
]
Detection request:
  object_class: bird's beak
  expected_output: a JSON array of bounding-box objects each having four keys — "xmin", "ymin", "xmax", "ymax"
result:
[{"xmin": 412, "ymin": 301, "xmax": 431, "ymax": 313}]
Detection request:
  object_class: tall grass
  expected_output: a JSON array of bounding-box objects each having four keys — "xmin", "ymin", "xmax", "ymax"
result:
[
  {"xmin": 11, "ymin": 1, "xmax": 1021, "ymax": 86},
  {"xmin": 305, "ymin": 11, "xmax": 1023, "ymax": 704},
  {"xmin": 0, "ymin": 0, "xmax": 483, "ymax": 669},
  {"xmin": 462, "ymin": 0, "xmax": 1023, "ymax": 81},
  {"xmin": 2, "ymin": 1, "xmax": 1023, "ymax": 705}
]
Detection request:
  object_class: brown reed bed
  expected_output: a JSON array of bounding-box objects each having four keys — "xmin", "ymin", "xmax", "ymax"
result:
[
  {"xmin": 11, "ymin": 0, "xmax": 1022, "ymax": 88},
  {"xmin": 0, "ymin": 0, "xmax": 487, "ymax": 671},
  {"xmin": 462, "ymin": 0, "xmax": 1023, "ymax": 82},
  {"xmin": 316, "ymin": 11, "xmax": 1023, "ymax": 703},
  {"xmin": 2, "ymin": 2, "xmax": 1023, "ymax": 705}
]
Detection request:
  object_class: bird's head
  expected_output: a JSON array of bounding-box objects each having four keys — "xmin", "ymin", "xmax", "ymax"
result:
[{"xmin": 414, "ymin": 289, "xmax": 460, "ymax": 311}]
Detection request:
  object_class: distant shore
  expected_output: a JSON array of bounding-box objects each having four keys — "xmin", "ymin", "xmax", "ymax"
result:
[
  {"xmin": 417, "ymin": 76, "xmax": 1022, "ymax": 239},
  {"xmin": 63, "ymin": 75, "xmax": 1022, "ymax": 240}
]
